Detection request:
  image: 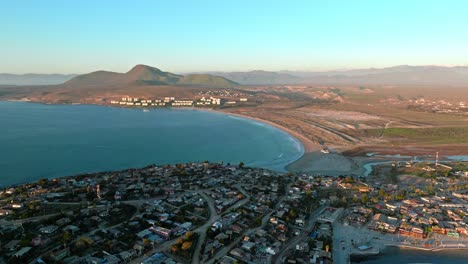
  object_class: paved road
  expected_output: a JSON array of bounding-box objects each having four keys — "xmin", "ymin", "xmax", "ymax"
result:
[
  {"xmin": 273, "ymin": 206, "xmax": 325, "ymax": 264},
  {"xmin": 205, "ymin": 209, "xmax": 274, "ymax": 264},
  {"xmin": 130, "ymin": 191, "xmax": 218, "ymax": 264},
  {"xmin": 191, "ymin": 192, "xmax": 218, "ymax": 264},
  {"xmin": 207, "ymin": 182, "xmax": 297, "ymax": 264},
  {"xmin": 4, "ymin": 213, "xmax": 61, "ymax": 224}
]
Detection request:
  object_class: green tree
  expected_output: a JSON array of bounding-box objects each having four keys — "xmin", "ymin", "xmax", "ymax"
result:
[
  {"xmin": 62, "ymin": 231, "xmax": 73, "ymax": 246},
  {"xmin": 378, "ymin": 188, "xmax": 387, "ymax": 198},
  {"xmin": 360, "ymin": 194, "xmax": 368, "ymax": 204}
]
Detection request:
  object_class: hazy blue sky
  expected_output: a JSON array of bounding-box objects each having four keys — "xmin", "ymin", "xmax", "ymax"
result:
[{"xmin": 1, "ymin": 0, "xmax": 468, "ymax": 73}]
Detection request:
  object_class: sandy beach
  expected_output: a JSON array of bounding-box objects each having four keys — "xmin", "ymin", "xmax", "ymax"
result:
[
  {"xmin": 219, "ymin": 110, "xmax": 322, "ymax": 153},
  {"xmin": 216, "ymin": 109, "xmax": 373, "ymax": 175}
]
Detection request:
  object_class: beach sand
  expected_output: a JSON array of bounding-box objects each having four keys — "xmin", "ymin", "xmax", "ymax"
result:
[
  {"xmin": 219, "ymin": 110, "xmax": 371, "ymax": 175},
  {"xmin": 221, "ymin": 111, "xmax": 322, "ymax": 153}
]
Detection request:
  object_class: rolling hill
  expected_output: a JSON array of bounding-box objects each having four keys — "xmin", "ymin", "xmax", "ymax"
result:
[
  {"xmin": 0, "ymin": 65, "xmax": 239, "ymax": 103},
  {"xmin": 64, "ymin": 64, "xmax": 237, "ymax": 88},
  {"xmin": 177, "ymin": 74, "xmax": 238, "ymax": 87}
]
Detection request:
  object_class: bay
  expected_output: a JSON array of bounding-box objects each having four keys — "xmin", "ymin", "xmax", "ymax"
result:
[{"xmin": 0, "ymin": 102, "xmax": 303, "ymax": 187}]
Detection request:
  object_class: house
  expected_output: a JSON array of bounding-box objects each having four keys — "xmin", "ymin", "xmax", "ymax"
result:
[
  {"xmin": 242, "ymin": 241, "xmax": 256, "ymax": 251},
  {"xmin": 51, "ymin": 247, "xmax": 70, "ymax": 261},
  {"xmin": 119, "ymin": 250, "xmax": 136, "ymax": 261},
  {"xmin": 12, "ymin": 247, "xmax": 32, "ymax": 258},
  {"xmin": 56, "ymin": 217, "xmax": 71, "ymax": 226},
  {"xmin": 137, "ymin": 229, "xmax": 153, "ymax": 239},
  {"xmin": 39, "ymin": 225, "xmax": 59, "ymax": 234},
  {"xmin": 295, "ymin": 217, "xmax": 305, "ymax": 227},
  {"xmin": 31, "ymin": 236, "xmax": 51, "ymax": 247},
  {"xmin": 0, "ymin": 209, "xmax": 13, "ymax": 216},
  {"xmin": 3, "ymin": 240, "xmax": 21, "ymax": 252},
  {"xmin": 63, "ymin": 225, "xmax": 80, "ymax": 234},
  {"xmin": 150, "ymin": 226, "xmax": 171, "ymax": 240}
]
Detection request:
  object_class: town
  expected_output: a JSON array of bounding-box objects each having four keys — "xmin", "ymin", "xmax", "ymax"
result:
[
  {"xmin": 1, "ymin": 159, "xmax": 467, "ymax": 264},
  {"xmin": 109, "ymin": 95, "xmax": 250, "ymax": 108}
]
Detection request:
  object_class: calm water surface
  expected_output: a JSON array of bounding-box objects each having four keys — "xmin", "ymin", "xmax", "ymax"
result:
[{"xmin": 0, "ymin": 102, "xmax": 303, "ymax": 186}]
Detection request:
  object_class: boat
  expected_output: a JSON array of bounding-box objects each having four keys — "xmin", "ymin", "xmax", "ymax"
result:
[
  {"xmin": 143, "ymin": 109, "xmax": 150, "ymax": 112},
  {"xmin": 321, "ymin": 148, "xmax": 330, "ymax": 154}
]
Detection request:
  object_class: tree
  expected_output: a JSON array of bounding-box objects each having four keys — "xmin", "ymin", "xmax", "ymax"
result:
[
  {"xmin": 378, "ymin": 188, "xmax": 387, "ymax": 198},
  {"xmin": 143, "ymin": 238, "xmax": 152, "ymax": 248},
  {"xmin": 360, "ymin": 194, "xmax": 368, "ymax": 204},
  {"xmin": 171, "ymin": 245, "xmax": 179, "ymax": 252},
  {"xmin": 185, "ymin": 231, "xmax": 193, "ymax": 240},
  {"xmin": 62, "ymin": 231, "xmax": 73, "ymax": 246},
  {"xmin": 181, "ymin": 241, "xmax": 193, "ymax": 250}
]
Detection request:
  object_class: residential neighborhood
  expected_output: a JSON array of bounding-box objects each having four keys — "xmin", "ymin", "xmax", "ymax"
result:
[
  {"xmin": 109, "ymin": 95, "xmax": 250, "ymax": 108},
  {"xmin": 1, "ymin": 160, "xmax": 467, "ymax": 264}
]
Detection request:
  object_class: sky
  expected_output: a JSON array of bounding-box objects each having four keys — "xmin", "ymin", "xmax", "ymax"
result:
[{"xmin": 1, "ymin": 0, "xmax": 468, "ymax": 74}]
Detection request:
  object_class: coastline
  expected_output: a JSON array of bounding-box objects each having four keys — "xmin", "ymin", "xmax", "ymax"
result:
[
  {"xmin": 0, "ymin": 101, "xmax": 370, "ymax": 175},
  {"xmin": 0, "ymin": 101, "xmax": 311, "ymax": 187},
  {"xmin": 5, "ymin": 101, "xmax": 464, "ymax": 177},
  {"xmin": 351, "ymin": 244, "xmax": 468, "ymax": 264},
  {"xmin": 216, "ymin": 110, "xmax": 322, "ymax": 153}
]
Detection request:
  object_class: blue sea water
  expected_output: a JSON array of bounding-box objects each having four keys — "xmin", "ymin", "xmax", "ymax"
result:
[{"xmin": 0, "ymin": 102, "xmax": 303, "ymax": 187}]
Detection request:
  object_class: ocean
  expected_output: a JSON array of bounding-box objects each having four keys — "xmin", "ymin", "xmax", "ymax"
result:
[{"xmin": 0, "ymin": 101, "xmax": 303, "ymax": 187}]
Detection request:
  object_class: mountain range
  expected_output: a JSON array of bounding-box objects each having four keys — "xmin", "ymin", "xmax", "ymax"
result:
[
  {"xmin": 2, "ymin": 65, "xmax": 468, "ymax": 86},
  {"xmin": 0, "ymin": 73, "xmax": 78, "ymax": 85},
  {"xmin": 64, "ymin": 65, "xmax": 238, "ymax": 88},
  {"xmin": 202, "ymin": 65, "xmax": 468, "ymax": 86},
  {"xmin": 0, "ymin": 65, "xmax": 239, "ymax": 103}
]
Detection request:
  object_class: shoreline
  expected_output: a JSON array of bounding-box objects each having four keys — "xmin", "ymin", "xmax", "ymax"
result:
[
  {"xmin": 216, "ymin": 110, "xmax": 322, "ymax": 153},
  {"xmin": 0, "ymin": 101, "xmax": 311, "ymax": 187},
  {"xmin": 4, "ymin": 101, "xmax": 466, "ymax": 177},
  {"xmin": 351, "ymin": 244, "xmax": 468, "ymax": 263},
  {"xmin": 3, "ymin": 101, "xmax": 319, "ymax": 154}
]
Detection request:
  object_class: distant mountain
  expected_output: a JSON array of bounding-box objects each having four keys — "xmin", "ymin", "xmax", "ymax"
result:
[
  {"xmin": 65, "ymin": 65, "xmax": 237, "ymax": 88},
  {"xmin": 285, "ymin": 65, "xmax": 468, "ymax": 86},
  {"xmin": 3, "ymin": 65, "xmax": 468, "ymax": 87},
  {"xmin": 0, "ymin": 73, "xmax": 77, "ymax": 85},
  {"xmin": 201, "ymin": 70, "xmax": 302, "ymax": 85},
  {"xmin": 0, "ymin": 65, "xmax": 240, "ymax": 103},
  {"xmin": 198, "ymin": 65, "xmax": 468, "ymax": 86}
]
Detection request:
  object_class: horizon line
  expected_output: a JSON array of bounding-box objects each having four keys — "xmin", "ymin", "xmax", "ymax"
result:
[{"xmin": 2, "ymin": 63, "xmax": 468, "ymax": 75}]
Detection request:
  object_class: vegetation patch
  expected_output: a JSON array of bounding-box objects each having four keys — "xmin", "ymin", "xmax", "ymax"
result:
[{"xmin": 365, "ymin": 126, "xmax": 468, "ymax": 144}]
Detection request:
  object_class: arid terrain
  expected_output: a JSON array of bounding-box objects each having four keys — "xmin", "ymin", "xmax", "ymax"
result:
[{"xmin": 223, "ymin": 85, "xmax": 468, "ymax": 153}]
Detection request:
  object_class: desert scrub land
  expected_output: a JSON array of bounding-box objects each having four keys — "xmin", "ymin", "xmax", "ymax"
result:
[{"xmin": 364, "ymin": 126, "xmax": 468, "ymax": 144}]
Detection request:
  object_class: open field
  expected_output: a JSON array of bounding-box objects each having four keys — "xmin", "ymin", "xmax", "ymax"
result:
[
  {"xmin": 365, "ymin": 127, "xmax": 468, "ymax": 144},
  {"xmin": 222, "ymin": 85, "xmax": 468, "ymax": 159}
]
